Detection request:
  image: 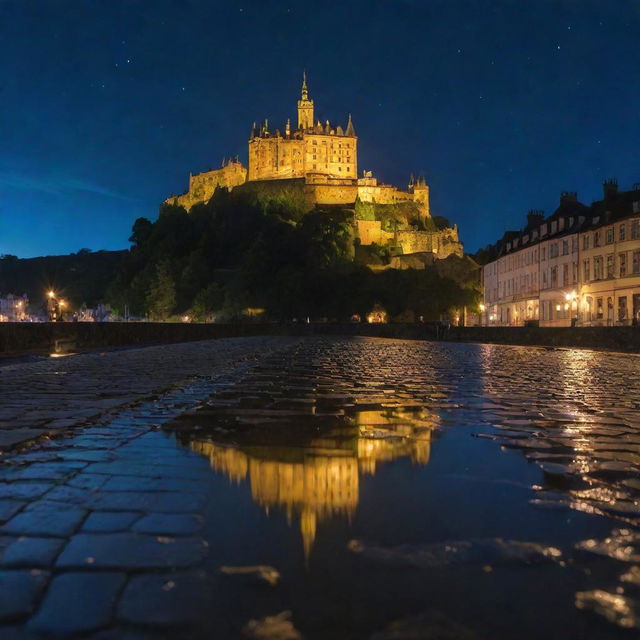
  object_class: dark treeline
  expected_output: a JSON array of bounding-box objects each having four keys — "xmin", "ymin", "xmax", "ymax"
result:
[
  {"xmin": 107, "ymin": 188, "xmax": 480, "ymax": 321},
  {"xmin": 0, "ymin": 250, "xmax": 127, "ymax": 307}
]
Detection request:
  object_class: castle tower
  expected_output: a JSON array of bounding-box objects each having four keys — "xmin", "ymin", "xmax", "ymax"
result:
[
  {"xmin": 412, "ymin": 177, "xmax": 431, "ymax": 217},
  {"xmin": 297, "ymin": 72, "xmax": 314, "ymax": 130}
]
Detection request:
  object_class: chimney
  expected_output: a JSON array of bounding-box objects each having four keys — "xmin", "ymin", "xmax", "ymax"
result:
[
  {"xmin": 560, "ymin": 191, "xmax": 577, "ymax": 204},
  {"xmin": 526, "ymin": 209, "xmax": 544, "ymax": 228},
  {"xmin": 603, "ymin": 178, "xmax": 618, "ymax": 199}
]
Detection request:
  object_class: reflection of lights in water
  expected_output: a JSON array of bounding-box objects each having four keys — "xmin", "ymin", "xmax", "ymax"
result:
[{"xmin": 189, "ymin": 408, "xmax": 438, "ymax": 559}]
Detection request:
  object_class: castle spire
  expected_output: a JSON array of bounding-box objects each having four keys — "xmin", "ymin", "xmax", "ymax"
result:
[
  {"xmin": 345, "ymin": 113, "xmax": 356, "ymax": 137},
  {"xmin": 297, "ymin": 71, "xmax": 314, "ymax": 130}
]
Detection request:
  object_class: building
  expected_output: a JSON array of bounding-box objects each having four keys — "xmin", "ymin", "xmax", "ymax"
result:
[
  {"xmin": 579, "ymin": 180, "xmax": 640, "ymax": 325},
  {"xmin": 165, "ymin": 74, "xmax": 463, "ymax": 261},
  {"xmin": 0, "ymin": 293, "xmax": 29, "ymax": 322},
  {"xmin": 482, "ymin": 181, "xmax": 640, "ymax": 327}
]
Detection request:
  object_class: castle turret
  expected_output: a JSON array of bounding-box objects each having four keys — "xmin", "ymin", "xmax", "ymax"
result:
[
  {"xmin": 412, "ymin": 176, "xmax": 430, "ymax": 217},
  {"xmin": 297, "ymin": 72, "xmax": 314, "ymax": 130}
]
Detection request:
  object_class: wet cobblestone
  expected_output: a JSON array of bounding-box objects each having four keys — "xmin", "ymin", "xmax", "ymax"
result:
[
  {"xmin": 0, "ymin": 336, "xmax": 295, "ymax": 637},
  {"xmin": 0, "ymin": 336, "xmax": 639, "ymax": 638}
]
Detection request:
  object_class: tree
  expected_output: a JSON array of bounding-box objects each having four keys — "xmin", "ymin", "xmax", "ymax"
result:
[
  {"xmin": 129, "ymin": 218, "xmax": 153, "ymax": 248},
  {"xmin": 145, "ymin": 261, "xmax": 176, "ymax": 320}
]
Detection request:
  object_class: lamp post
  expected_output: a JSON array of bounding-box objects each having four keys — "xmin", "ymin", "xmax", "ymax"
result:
[
  {"xmin": 479, "ymin": 303, "xmax": 486, "ymax": 327},
  {"xmin": 46, "ymin": 290, "xmax": 59, "ymax": 322}
]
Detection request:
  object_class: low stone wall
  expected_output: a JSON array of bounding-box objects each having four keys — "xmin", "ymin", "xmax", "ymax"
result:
[
  {"xmin": 0, "ymin": 323, "xmax": 274, "ymax": 356},
  {"xmin": 288, "ymin": 323, "xmax": 640, "ymax": 351},
  {"xmin": 2, "ymin": 322, "xmax": 640, "ymax": 357}
]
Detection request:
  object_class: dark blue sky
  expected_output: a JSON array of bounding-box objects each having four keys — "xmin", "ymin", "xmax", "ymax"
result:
[{"xmin": 1, "ymin": 0, "xmax": 639, "ymax": 257}]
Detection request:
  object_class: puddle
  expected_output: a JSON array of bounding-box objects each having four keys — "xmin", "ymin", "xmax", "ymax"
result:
[{"xmin": 163, "ymin": 337, "xmax": 640, "ymax": 638}]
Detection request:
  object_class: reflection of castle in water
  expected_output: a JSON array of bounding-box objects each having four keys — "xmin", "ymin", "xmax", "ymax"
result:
[{"xmin": 189, "ymin": 409, "xmax": 438, "ymax": 558}]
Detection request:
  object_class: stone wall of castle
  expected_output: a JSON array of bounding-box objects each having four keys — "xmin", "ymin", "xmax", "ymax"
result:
[
  {"xmin": 165, "ymin": 161, "xmax": 247, "ymax": 211},
  {"xmin": 248, "ymin": 132, "xmax": 357, "ymax": 182},
  {"xmin": 355, "ymin": 220, "xmax": 463, "ymax": 260}
]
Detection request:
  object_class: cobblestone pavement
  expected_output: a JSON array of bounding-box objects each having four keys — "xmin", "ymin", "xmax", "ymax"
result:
[
  {"xmin": 0, "ymin": 337, "xmax": 293, "ymax": 450},
  {"xmin": 2, "ymin": 337, "xmax": 640, "ymax": 639},
  {"xmin": 0, "ymin": 336, "xmax": 297, "ymax": 639}
]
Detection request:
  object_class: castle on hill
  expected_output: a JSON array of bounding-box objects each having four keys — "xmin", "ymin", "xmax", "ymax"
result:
[{"xmin": 165, "ymin": 74, "xmax": 463, "ymax": 262}]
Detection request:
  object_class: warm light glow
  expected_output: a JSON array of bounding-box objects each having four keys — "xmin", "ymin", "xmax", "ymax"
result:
[
  {"xmin": 564, "ymin": 290, "xmax": 577, "ymax": 302},
  {"xmin": 47, "ymin": 290, "xmax": 55, "ymax": 298},
  {"xmin": 479, "ymin": 303, "xmax": 486, "ymax": 312},
  {"xmin": 58, "ymin": 299, "xmax": 66, "ymax": 308},
  {"xmin": 190, "ymin": 408, "xmax": 438, "ymax": 558}
]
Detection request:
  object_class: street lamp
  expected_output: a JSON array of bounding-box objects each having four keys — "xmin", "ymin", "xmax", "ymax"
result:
[{"xmin": 479, "ymin": 303, "xmax": 486, "ymax": 326}]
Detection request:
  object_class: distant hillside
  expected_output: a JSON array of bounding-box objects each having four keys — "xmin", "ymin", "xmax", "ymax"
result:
[{"xmin": 0, "ymin": 250, "xmax": 127, "ymax": 307}]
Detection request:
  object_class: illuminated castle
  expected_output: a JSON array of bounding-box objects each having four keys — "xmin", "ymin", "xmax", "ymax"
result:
[{"xmin": 165, "ymin": 74, "xmax": 463, "ymax": 260}]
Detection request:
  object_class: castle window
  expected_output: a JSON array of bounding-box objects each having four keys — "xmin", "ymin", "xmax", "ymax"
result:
[
  {"xmin": 338, "ymin": 167, "xmax": 342, "ymax": 172},
  {"xmin": 313, "ymin": 164, "xmax": 316, "ymax": 169}
]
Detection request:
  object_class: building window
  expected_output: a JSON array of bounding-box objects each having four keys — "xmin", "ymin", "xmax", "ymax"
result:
[
  {"xmin": 550, "ymin": 243, "xmax": 558, "ymax": 258},
  {"xmin": 562, "ymin": 240, "xmax": 569, "ymax": 255},
  {"xmin": 633, "ymin": 249, "xmax": 640, "ymax": 274},
  {"xmin": 620, "ymin": 253, "xmax": 627, "ymax": 277},
  {"xmin": 632, "ymin": 219, "xmax": 640, "ymax": 239},
  {"xmin": 563, "ymin": 263, "xmax": 569, "ymax": 285},
  {"xmin": 583, "ymin": 259, "xmax": 590, "ymax": 281},
  {"xmin": 551, "ymin": 266, "xmax": 558, "ymax": 287},
  {"xmin": 606, "ymin": 228, "xmax": 614, "ymax": 244},
  {"xmin": 606, "ymin": 254, "xmax": 614, "ymax": 278},
  {"xmin": 583, "ymin": 235, "xmax": 590, "ymax": 250},
  {"xmin": 596, "ymin": 297, "xmax": 603, "ymax": 319},
  {"xmin": 618, "ymin": 296, "xmax": 628, "ymax": 322},
  {"xmin": 620, "ymin": 224, "xmax": 626, "ymax": 242},
  {"xmin": 594, "ymin": 256, "xmax": 603, "ymax": 280},
  {"xmin": 594, "ymin": 231, "xmax": 601, "ymax": 247}
]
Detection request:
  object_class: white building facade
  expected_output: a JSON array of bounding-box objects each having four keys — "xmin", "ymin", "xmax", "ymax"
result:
[{"xmin": 482, "ymin": 182, "xmax": 640, "ymax": 327}]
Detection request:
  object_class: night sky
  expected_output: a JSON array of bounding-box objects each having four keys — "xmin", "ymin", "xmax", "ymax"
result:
[{"xmin": 1, "ymin": 0, "xmax": 639, "ymax": 258}]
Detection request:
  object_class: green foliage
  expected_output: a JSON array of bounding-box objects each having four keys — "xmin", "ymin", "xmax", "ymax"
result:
[
  {"xmin": 109, "ymin": 185, "xmax": 475, "ymax": 322},
  {"xmin": 145, "ymin": 261, "xmax": 176, "ymax": 320},
  {"xmin": 431, "ymin": 215, "xmax": 453, "ymax": 230},
  {"xmin": 354, "ymin": 198, "xmax": 376, "ymax": 221}
]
